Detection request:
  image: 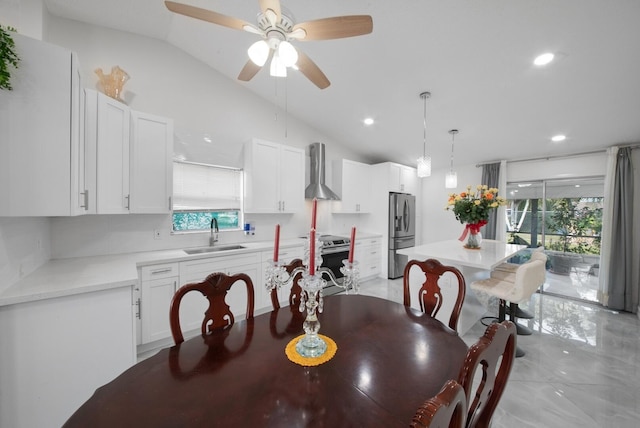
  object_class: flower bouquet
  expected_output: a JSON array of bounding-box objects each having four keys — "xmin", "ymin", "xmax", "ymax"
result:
[{"xmin": 446, "ymin": 185, "xmax": 506, "ymax": 249}]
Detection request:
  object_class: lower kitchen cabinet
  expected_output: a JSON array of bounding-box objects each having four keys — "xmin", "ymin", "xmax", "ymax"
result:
[
  {"xmin": 357, "ymin": 237, "xmax": 383, "ymax": 280},
  {"xmin": 139, "ymin": 263, "xmax": 179, "ymax": 345}
]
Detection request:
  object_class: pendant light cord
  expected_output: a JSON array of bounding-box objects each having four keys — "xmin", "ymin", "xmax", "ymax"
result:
[{"xmin": 420, "ymin": 92, "xmax": 430, "ymax": 157}]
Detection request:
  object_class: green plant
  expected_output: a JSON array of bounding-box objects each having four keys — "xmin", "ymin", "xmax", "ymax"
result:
[
  {"xmin": 0, "ymin": 25, "xmax": 19, "ymax": 90},
  {"xmin": 547, "ymin": 198, "xmax": 602, "ymax": 254}
]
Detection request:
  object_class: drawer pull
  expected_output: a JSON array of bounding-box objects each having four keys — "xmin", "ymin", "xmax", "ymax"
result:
[{"xmin": 150, "ymin": 268, "xmax": 172, "ymax": 275}]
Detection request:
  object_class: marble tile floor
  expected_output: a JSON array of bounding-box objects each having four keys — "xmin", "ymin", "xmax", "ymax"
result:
[{"xmin": 359, "ymin": 277, "xmax": 640, "ymax": 428}]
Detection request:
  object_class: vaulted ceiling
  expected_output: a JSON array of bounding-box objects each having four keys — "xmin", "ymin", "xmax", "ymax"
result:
[{"xmin": 43, "ymin": 0, "xmax": 640, "ymax": 168}]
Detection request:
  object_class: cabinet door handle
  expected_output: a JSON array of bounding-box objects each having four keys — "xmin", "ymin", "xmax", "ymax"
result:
[
  {"xmin": 125, "ymin": 194, "xmax": 130, "ymax": 209},
  {"xmin": 80, "ymin": 190, "xmax": 89, "ymax": 210},
  {"xmin": 135, "ymin": 298, "xmax": 141, "ymax": 319},
  {"xmin": 168, "ymin": 196, "xmax": 172, "ymax": 211},
  {"xmin": 282, "ymin": 201, "xmax": 285, "ymax": 211}
]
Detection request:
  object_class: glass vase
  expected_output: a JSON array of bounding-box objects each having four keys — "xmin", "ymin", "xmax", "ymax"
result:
[{"xmin": 466, "ymin": 230, "xmax": 482, "ymax": 249}]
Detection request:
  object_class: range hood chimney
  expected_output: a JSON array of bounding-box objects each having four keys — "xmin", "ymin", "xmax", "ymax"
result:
[{"xmin": 305, "ymin": 142, "xmax": 340, "ymax": 200}]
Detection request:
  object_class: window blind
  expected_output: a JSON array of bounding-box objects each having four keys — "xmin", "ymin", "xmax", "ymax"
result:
[{"xmin": 173, "ymin": 161, "xmax": 242, "ymax": 210}]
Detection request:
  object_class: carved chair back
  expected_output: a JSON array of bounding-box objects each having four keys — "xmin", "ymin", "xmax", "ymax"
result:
[
  {"xmin": 170, "ymin": 272, "xmax": 254, "ymax": 344},
  {"xmin": 410, "ymin": 379, "xmax": 467, "ymax": 428}
]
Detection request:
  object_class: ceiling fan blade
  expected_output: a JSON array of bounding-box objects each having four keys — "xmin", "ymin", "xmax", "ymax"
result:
[
  {"xmin": 238, "ymin": 60, "xmax": 263, "ymax": 82},
  {"xmin": 165, "ymin": 1, "xmax": 250, "ymax": 31},
  {"xmin": 296, "ymin": 51, "xmax": 330, "ymax": 89},
  {"xmin": 259, "ymin": 0, "xmax": 281, "ymax": 25},
  {"xmin": 292, "ymin": 15, "xmax": 373, "ymax": 41}
]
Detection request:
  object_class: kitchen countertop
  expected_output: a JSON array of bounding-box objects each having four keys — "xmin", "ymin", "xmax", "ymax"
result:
[
  {"xmin": 0, "ymin": 233, "xmax": 383, "ymax": 308},
  {"xmin": 0, "ymin": 238, "xmax": 307, "ymax": 308}
]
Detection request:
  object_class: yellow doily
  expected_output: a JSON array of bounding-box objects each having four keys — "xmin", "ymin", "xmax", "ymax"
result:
[{"xmin": 285, "ymin": 334, "xmax": 337, "ymax": 366}]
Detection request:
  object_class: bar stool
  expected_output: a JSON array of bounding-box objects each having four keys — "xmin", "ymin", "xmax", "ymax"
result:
[{"xmin": 470, "ymin": 259, "xmax": 546, "ymax": 357}]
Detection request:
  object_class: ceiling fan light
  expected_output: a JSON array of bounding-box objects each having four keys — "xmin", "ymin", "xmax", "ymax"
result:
[
  {"xmin": 278, "ymin": 41, "xmax": 298, "ymax": 67},
  {"xmin": 417, "ymin": 156, "xmax": 431, "ymax": 178},
  {"xmin": 270, "ymin": 53, "xmax": 287, "ymax": 77},
  {"xmin": 248, "ymin": 40, "xmax": 270, "ymax": 66},
  {"xmin": 445, "ymin": 171, "xmax": 457, "ymax": 188}
]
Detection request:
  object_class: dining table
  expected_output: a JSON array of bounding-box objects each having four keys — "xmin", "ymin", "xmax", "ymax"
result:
[{"xmin": 63, "ymin": 294, "xmax": 468, "ymax": 427}]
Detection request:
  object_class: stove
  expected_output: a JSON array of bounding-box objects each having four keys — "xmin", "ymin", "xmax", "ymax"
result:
[{"xmin": 318, "ymin": 234, "xmax": 351, "ymax": 255}]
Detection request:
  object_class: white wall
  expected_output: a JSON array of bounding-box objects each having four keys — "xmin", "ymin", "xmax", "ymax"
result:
[
  {"xmin": 420, "ymin": 163, "xmax": 483, "ymax": 244},
  {"xmin": 0, "ymin": 217, "xmax": 50, "ymax": 293}
]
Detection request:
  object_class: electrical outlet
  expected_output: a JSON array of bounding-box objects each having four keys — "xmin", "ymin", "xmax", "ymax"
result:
[{"xmin": 154, "ymin": 229, "xmax": 162, "ymax": 240}]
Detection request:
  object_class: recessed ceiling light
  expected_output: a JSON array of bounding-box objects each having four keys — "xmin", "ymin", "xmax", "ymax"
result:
[
  {"xmin": 551, "ymin": 134, "xmax": 566, "ymax": 142},
  {"xmin": 363, "ymin": 118, "xmax": 374, "ymax": 125},
  {"xmin": 534, "ymin": 52, "xmax": 555, "ymax": 66}
]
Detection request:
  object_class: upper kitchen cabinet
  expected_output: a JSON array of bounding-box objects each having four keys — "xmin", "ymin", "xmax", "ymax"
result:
[
  {"xmin": 85, "ymin": 89, "xmax": 130, "ymax": 214},
  {"xmin": 374, "ymin": 162, "xmax": 419, "ymax": 195},
  {"xmin": 0, "ymin": 34, "xmax": 86, "ymax": 216},
  {"xmin": 129, "ymin": 111, "xmax": 173, "ymax": 213},
  {"xmin": 85, "ymin": 89, "xmax": 173, "ymax": 214},
  {"xmin": 243, "ymin": 138, "xmax": 304, "ymax": 213},
  {"xmin": 332, "ymin": 159, "xmax": 372, "ymax": 213}
]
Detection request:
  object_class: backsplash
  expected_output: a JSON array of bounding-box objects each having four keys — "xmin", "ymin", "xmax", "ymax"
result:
[{"xmin": 0, "ymin": 217, "xmax": 51, "ymax": 292}]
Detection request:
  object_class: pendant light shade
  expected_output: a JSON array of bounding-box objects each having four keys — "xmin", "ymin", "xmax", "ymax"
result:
[
  {"xmin": 417, "ymin": 91, "xmax": 431, "ymax": 178},
  {"xmin": 270, "ymin": 51, "xmax": 287, "ymax": 77},
  {"xmin": 417, "ymin": 156, "xmax": 432, "ymax": 178},
  {"xmin": 445, "ymin": 129, "xmax": 459, "ymax": 189}
]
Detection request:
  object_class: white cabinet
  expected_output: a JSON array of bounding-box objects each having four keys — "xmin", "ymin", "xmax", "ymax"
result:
[
  {"xmin": 85, "ymin": 89, "xmax": 173, "ymax": 214},
  {"xmin": 139, "ymin": 263, "xmax": 179, "ymax": 344},
  {"xmin": 86, "ymin": 89, "xmax": 131, "ymax": 214},
  {"xmin": 129, "ymin": 111, "xmax": 173, "ymax": 213},
  {"xmin": 244, "ymin": 138, "xmax": 305, "ymax": 213},
  {"xmin": 0, "ymin": 34, "xmax": 85, "ymax": 216},
  {"xmin": 380, "ymin": 162, "xmax": 418, "ymax": 195},
  {"xmin": 356, "ymin": 236, "xmax": 382, "ymax": 280},
  {"xmin": 332, "ymin": 159, "xmax": 372, "ymax": 213},
  {"xmin": 179, "ymin": 252, "xmax": 262, "ymax": 333}
]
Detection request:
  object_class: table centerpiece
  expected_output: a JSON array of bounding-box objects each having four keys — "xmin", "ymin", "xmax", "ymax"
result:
[{"xmin": 446, "ymin": 185, "xmax": 506, "ymax": 249}]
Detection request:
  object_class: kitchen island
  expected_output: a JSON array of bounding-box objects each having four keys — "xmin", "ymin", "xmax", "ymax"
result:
[{"xmin": 398, "ymin": 239, "xmax": 526, "ymax": 334}]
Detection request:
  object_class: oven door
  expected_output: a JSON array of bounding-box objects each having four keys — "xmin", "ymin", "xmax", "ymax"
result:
[{"xmin": 320, "ymin": 247, "xmax": 350, "ymax": 283}]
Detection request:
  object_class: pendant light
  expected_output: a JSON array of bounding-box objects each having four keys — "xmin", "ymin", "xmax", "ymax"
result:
[
  {"xmin": 416, "ymin": 91, "xmax": 431, "ymax": 178},
  {"xmin": 445, "ymin": 129, "xmax": 458, "ymax": 188}
]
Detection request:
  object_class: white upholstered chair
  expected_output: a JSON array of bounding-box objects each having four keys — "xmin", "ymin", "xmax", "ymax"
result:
[{"xmin": 470, "ymin": 256, "xmax": 546, "ymax": 357}]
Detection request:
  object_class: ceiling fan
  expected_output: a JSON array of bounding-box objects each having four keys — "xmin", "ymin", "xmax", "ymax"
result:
[{"xmin": 165, "ymin": 0, "xmax": 373, "ymax": 89}]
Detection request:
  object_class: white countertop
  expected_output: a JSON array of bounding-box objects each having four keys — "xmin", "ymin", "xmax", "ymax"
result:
[
  {"xmin": 0, "ymin": 233, "xmax": 383, "ymax": 308},
  {"xmin": 0, "ymin": 238, "xmax": 307, "ymax": 307},
  {"xmin": 398, "ymin": 239, "xmax": 526, "ymax": 270}
]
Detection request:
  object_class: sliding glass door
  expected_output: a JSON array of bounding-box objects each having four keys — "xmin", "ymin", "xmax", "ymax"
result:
[{"xmin": 505, "ymin": 177, "xmax": 604, "ymax": 303}]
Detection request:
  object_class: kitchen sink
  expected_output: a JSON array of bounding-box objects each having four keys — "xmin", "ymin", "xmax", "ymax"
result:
[{"xmin": 183, "ymin": 244, "xmax": 246, "ymax": 255}]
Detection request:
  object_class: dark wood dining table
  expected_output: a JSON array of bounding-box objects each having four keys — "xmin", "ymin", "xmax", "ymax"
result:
[{"xmin": 64, "ymin": 294, "xmax": 468, "ymax": 427}]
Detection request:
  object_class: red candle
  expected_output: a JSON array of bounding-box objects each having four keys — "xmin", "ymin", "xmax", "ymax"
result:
[
  {"xmin": 311, "ymin": 198, "xmax": 318, "ymax": 230},
  {"xmin": 273, "ymin": 224, "xmax": 280, "ymax": 262},
  {"xmin": 309, "ymin": 228, "xmax": 316, "ymax": 275},
  {"xmin": 348, "ymin": 226, "xmax": 356, "ymax": 263}
]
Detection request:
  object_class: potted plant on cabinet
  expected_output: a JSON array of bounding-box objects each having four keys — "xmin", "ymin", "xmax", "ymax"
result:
[{"xmin": 1, "ymin": 24, "xmax": 20, "ymax": 90}]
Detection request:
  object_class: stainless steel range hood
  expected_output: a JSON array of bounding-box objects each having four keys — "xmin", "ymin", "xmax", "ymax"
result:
[{"xmin": 305, "ymin": 142, "xmax": 340, "ymax": 200}]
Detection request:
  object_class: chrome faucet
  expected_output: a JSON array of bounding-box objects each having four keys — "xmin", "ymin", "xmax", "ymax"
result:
[{"xmin": 210, "ymin": 218, "xmax": 219, "ymax": 246}]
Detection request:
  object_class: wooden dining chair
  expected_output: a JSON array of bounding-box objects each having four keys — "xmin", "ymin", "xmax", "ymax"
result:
[
  {"xmin": 169, "ymin": 272, "xmax": 255, "ymax": 344},
  {"xmin": 457, "ymin": 320, "xmax": 517, "ymax": 428},
  {"xmin": 410, "ymin": 379, "xmax": 467, "ymax": 428},
  {"xmin": 403, "ymin": 258, "xmax": 466, "ymax": 331},
  {"xmin": 270, "ymin": 258, "xmax": 305, "ymax": 310}
]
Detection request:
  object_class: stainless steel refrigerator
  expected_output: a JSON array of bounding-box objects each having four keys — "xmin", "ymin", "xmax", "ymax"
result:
[{"xmin": 388, "ymin": 192, "xmax": 416, "ymax": 279}]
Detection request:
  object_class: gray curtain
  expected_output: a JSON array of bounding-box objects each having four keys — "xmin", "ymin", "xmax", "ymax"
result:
[
  {"xmin": 481, "ymin": 163, "xmax": 501, "ymax": 239},
  {"xmin": 607, "ymin": 147, "xmax": 634, "ymax": 312}
]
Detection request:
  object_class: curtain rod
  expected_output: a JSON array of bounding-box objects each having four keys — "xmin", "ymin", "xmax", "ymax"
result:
[{"xmin": 475, "ymin": 143, "xmax": 640, "ymax": 168}]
